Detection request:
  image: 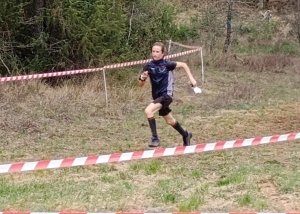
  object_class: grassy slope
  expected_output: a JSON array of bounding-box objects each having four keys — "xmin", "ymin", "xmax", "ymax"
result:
[{"xmin": 1, "ymin": 51, "xmax": 300, "ymax": 211}]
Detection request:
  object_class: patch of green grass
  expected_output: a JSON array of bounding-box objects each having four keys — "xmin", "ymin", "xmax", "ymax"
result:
[
  {"xmin": 264, "ymin": 159, "xmax": 282, "ymax": 165},
  {"xmin": 151, "ymin": 179, "xmax": 184, "ymax": 204},
  {"xmin": 178, "ymin": 190, "xmax": 204, "ymax": 211},
  {"xmin": 144, "ymin": 160, "xmax": 162, "ymax": 175},
  {"xmin": 101, "ymin": 175, "xmax": 115, "ymax": 183},
  {"xmin": 97, "ymin": 164, "xmax": 118, "ymax": 173},
  {"xmin": 190, "ymin": 170, "xmax": 202, "ymax": 178},
  {"xmin": 130, "ymin": 160, "xmax": 163, "ymax": 175},
  {"xmin": 276, "ymin": 172, "xmax": 300, "ymax": 194},
  {"xmin": 166, "ymin": 194, "xmax": 177, "ymax": 203},
  {"xmin": 129, "ymin": 162, "xmax": 144, "ymax": 172},
  {"xmin": 181, "ymin": 105, "xmax": 196, "ymax": 117},
  {"xmin": 1, "ymin": 169, "xmax": 139, "ymax": 211},
  {"xmin": 237, "ymin": 193, "xmax": 267, "ymax": 210},
  {"xmin": 123, "ymin": 181, "xmax": 136, "ymax": 190},
  {"xmin": 170, "ymin": 166, "xmax": 191, "ymax": 175},
  {"xmin": 118, "ymin": 171, "xmax": 132, "ymax": 180},
  {"xmin": 270, "ymin": 43, "xmax": 300, "ymax": 55},
  {"xmin": 217, "ymin": 173, "xmax": 246, "ymax": 186}
]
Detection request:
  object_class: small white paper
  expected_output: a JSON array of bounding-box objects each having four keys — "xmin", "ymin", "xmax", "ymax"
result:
[{"xmin": 193, "ymin": 87, "xmax": 202, "ymax": 94}]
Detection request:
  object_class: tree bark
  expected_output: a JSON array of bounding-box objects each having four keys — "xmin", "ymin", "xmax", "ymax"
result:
[
  {"xmin": 35, "ymin": 0, "xmax": 44, "ymax": 37},
  {"xmin": 297, "ymin": 0, "xmax": 300, "ymax": 43},
  {"xmin": 258, "ymin": 0, "xmax": 264, "ymax": 9},
  {"xmin": 223, "ymin": 0, "xmax": 233, "ymax": 53}
]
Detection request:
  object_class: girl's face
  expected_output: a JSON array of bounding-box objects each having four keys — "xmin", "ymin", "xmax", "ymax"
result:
[{"xmin": 151, "ymin": 45, "xmax": 164, "ymax": 61}]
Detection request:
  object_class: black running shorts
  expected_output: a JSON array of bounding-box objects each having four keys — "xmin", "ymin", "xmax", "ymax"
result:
[{"xmin": 153, "ymin": 94, "xmax": 173, "ymax": 116}]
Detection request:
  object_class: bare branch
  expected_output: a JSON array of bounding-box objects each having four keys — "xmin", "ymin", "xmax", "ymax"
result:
[
  {"xmin": 127, "ymin": 5, "xmax": 134, "ymax": 44},
  {"xmin": 0, "ymin": 53, "xmax": 10, "ymax": 74}
]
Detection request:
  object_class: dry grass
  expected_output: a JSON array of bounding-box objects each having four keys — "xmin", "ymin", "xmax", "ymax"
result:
[
  {"xmin": 213, "ymin": 52, "xmax": 294, "ymax": 73},
  {"xmin": 242, "ymin": 53, "xmax": 294, "ymax": 73},
  {"xmin": 1, "ymin": 53, "xmax": 300, "ymax": 212}
]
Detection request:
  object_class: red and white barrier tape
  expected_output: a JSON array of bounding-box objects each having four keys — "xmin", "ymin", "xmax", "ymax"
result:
[
  {"xmin": 1, "ymin": 212, "xmax": 300, "ymax": 214},
  {"xmin": 0, "ymin": 132, "xmax": 299, "ymax": 174},
  {"xmin": 169, "ymin": 40, "xmax": 202, "ymax": 49},
  {"xmin": 0, "ymin": 49, "xmax": 201, "ymax": 82},
  {"xmin": 103, "ymin": 49, "xmax": 200, "ymax": 69},
  {"xmin": 0, "ymin": 67, "xmax": 104, "ymax": 82}
]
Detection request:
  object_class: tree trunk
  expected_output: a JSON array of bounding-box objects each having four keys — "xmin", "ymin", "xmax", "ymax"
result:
[
  {"xmin": 35, "ymin": 0, "xmax": 44, "ymax": 38},
  {"xmin": 297, "ymin": 0, "xmax": 300, "ymax": 43},
  {"xmin": 258, "ymin": 0, "xmax": 264, "ymax": 9},
  {"xmin": 223, "ymin": 0, "xmax": 233, "ymax": 53}
]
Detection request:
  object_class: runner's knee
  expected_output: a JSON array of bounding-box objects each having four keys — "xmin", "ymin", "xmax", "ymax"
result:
[
  {"xmin": 165, "ymin": 118, "xmax": 176, "ymax": 126},
  {"xmin": 145, "ymin": 107, "xmax": 153, "ymax": 117}
]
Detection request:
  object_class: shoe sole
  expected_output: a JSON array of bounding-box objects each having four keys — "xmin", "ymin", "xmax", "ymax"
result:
[
  {"xmin": 148, "ymin": 143, "xmax": 160, "ymax": 148},
  {"xmin": 148, "ymin": 141, "xmax": 160, "ymax": 148},
  {"xmin": 147, "ymin": 145, "xmax": 160, "ymax": 150}
]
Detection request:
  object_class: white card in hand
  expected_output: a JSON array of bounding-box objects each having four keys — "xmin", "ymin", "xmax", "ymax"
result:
[{"xmin": 193, "ymin": 87, "xmax": 202, "ymax": 94}]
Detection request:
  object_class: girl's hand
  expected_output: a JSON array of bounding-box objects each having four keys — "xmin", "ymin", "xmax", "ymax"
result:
[
  {"xmin": 190, "ymin": 79, "xmax": 197, "ymax": 87},
  {"xmin": 141, "ymin": 71, "xmax": 149, "ymax": 80}
]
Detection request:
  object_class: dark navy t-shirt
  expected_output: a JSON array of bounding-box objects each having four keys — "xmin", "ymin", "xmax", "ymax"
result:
[{"xmin": 143, "ymin": 59, "xmax": 177, "ymax": 99}]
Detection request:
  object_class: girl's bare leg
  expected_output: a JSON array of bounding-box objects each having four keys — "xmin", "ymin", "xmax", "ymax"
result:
[{"xmin": 145, "ymin": 103, "xmax": 162, "ymax": 118}]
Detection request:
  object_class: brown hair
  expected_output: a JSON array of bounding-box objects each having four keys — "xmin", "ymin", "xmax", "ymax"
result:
[{"xmin": 152, "ymin": 42, "xmax": 166, "ymax": 54}]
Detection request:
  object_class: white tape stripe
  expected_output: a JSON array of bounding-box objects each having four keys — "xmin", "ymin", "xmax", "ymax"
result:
[
  {"xmin": 183, "ymin": 145, "xmax": 196, "ymax": 154},
  {"xmin": 119, "ymin": 152, "xmax": 133, "ymax": 161},
  {"xmin": 96, "ymin": 155, "xmax": 111, "ymax": 163},
  {"xmin": 163, "ymin": 147, "xmax": 176, "ymax": 156},
  {"xmin": 92, "ymin": 213, "xmax": 115, "ymax": 214},
  {"xmin": 242, "ymin": 138, "xmax": 255, "ymax": 146},
  {"xmin": 146, "ymin": 213, "xmax": 173, "ymax": 214},
  {"xmin": 223, "ymin": 140, "xmax": 236, "ymax": 149},
  {"xmin": 278, "ymin": 134, "xmax": 289, "ymax": 141},
  {"xmin": 0, "ymin": 164, "xmax": 12, "ymax": 173},
  {"xmin": 202, "ymin": 213, "xmax": 228, "ymax": 214},
  {"xmin": 203, "ymin": 142, "xmax": 216, "ymax": 151},
  {"xmin": 141, "ymin": 150, "xmax": 155, "ymax": 158},
  {"xmin": 21, "ymin": 161, "xmax": 38, "ymax": 171},
  {"xmin": 260, "ymin": 136, "xmax": 272, "ymax": 144},
  {"xmin": 47, "ymin": 159, "xmax": 63, "ymax": 169},
  {"xmin": 31, "ymin": 213, "xmax": 59, "ymax": 214},
  {"xmin": 147, "ymin": 213, "xmax": 173, "ymax": 214},
  {"xmin": 72, "ymin": 157, "xmax": 88, "ymax": 166}
]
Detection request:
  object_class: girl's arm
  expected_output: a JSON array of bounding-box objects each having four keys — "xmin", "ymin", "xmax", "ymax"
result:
[{"xmin": 175, "ymin": 62, "xmax": 197, "ymax": 86}]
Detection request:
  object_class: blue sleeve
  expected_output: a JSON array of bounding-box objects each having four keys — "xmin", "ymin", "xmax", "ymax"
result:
[
  {"xmin": 166, "ymin": 61, "xmax": 177, "ymax": 70},
  {"xmin": 142, "ymin": 63, "xmax": 150, "ymax": 73},
  {"xmin": 143, "ymin": 63, "xmax": 150, "ymax": 72}
]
